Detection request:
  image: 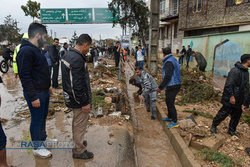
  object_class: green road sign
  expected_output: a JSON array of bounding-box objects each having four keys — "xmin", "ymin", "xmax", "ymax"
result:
[
  {"xmin": 41, "ymin": 9, "xmax": 66, "ymax": 24},
  {"xmin": 94, "ymin": 8, "xmax": 118, "ymax": 23},
  {"xmin": 67, "ymin": 8, "xmax": 93, "ymax": 23}
]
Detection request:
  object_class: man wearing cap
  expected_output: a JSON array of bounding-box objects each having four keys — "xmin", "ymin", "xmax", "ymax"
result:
[
  {"xmin": 211, "ymin": 54, "xmax": 250, "ymax": 136},
  {"xmin": 190, "ymin": 51, "xmax": 207, "ymax": 72},
  {"xmin": 157, "ymin": 47, "xmax": 181, "ymax": 128}
]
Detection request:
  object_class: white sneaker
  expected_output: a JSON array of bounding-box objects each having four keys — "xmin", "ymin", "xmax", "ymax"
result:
[
  {"xmin": 33, "ymin": 147, "xmax": 52, "ymax": 158},
  {"xmin": 45, "ymin": 137, "xmax": 58, "ymax": 142}
]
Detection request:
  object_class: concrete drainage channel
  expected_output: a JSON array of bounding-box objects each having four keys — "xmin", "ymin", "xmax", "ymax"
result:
[{"xmin": 124, "ymin": 62, "xmax": 195, "ymax": 167}]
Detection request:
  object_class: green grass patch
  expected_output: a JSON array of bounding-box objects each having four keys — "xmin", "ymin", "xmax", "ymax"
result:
[
  {"xmin": 241, "ymin": 113, "xmax": 250, "ymax": 124},
  {"xmin": 183, "ymin": 110, "xmax": 214, "ymax": 119},
  {"xmin": 195, "ymin": 148, "xmax": 234, "ymax": 167},
  {"xmin": 92, "ymin": 90, "xmax": 111, "ymax": 110}
]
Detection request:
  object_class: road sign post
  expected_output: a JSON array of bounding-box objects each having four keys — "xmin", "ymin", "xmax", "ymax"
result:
[
  {"xmin": 67, "ymin": 8, "xmax": 93, "ymax": 23},
  {"xmin": 41, "ymin": 9, "xmax": 66, "ymax": 24}
]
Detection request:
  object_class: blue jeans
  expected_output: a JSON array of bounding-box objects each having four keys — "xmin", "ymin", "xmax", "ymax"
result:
[
  {"xmin": 0, "ymin": 120, "xmax": 7, "ymax": 150},
  {"xmin": 138, "ymin": 61, "xmax": 144, "ymax": 70},
  {"xmin": 179, "ymin": 56, "xmax": 184, "ymax": 65},
  {"xmin": 52, "ymin": 63, "xmax": 59, "ymax": 88},
  {"xmin": 24, "ymin": 91, "xmax": 50, "ymax": 143}
]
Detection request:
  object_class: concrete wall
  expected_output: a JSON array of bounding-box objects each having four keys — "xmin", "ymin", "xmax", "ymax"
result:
[
  {"xmin": 179, "ymin": 0, "xmax": 250, "ymax": 30},
  {"xmin": 182, "ymin": 30, "xmax": 250, "ymax": 74}
]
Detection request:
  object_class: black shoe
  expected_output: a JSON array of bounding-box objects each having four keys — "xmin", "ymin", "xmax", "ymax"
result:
[
  {"xmin": 73, "ymin": 150, "xmax": 94, "ymax": 159},
  {"xmin": 151, "ymin": 116, "xmax": 155, "ymax": 120},
  {"xmin": 83, "ymin": 140, "xmax": 87, "ymax": 147},
  {"xmin": 210, "ymin": 126, "xmax": 217, "ymax": 134},
  {"xmin": 147, "ymin": 110, "xmax": 150, "ymax": 112},
  {"xmin": 228, "ymin": 130, "xmax": 237, "ymax": 137}
]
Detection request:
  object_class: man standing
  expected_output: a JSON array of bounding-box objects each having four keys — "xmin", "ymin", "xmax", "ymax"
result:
[
  {"xmin": 211, "ymin": 54, "xmax": 250, "ymax": 136},
  {"xmin": 179, "ymin": 46, "xmax": 186, "ymax": 65},
  {"xmin": 135, "ymin": 67, "xmax": 158, "ymax": 120},
  {"xmin": 2, "ymin": 45, "xmax": 14, "ymax": 65},
  {"xmin": 113, "ymin": 41, "xmax": 121, "ymax": 68},
  {"xmin": 17, "ymin": 23, "xmax": 54, "ymax": 158},
  {"xmin": 158, "ymin": 47, "xmax": 181, "ymax": 128},
  {"xmin": 136, "ymin": 45, "xmax": 145, "ymax": 70},
  {"xmin": 59, "ymin": 42, "xmax": 68, "ymax": 58},
  {"xmin": 190, "ymin": 51, "xmax": 207, "ymax": 72},
  {"xmin": 61, "ymin": 34, "xmax": 93, "ymax": 159},
  {"xmin": 49, "ymin": 38, "xmax": 60, "ymax": 88},
  {"xmin": 186, "ymin": 45, "xmax": 192, "ymax": 67}
]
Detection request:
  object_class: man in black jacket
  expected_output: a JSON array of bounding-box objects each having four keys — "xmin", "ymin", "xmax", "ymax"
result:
[
  {"xmin": 2, "ymin": 45, "xmax": 14, "ymax": 64},
  {"xmin": 49, "ymin": 38, "xmax": 60, "ymax": 88},
  {"xmin": 211, "ymin": 54, "xmax": 250, "ymax": 136},
  {"xmin": 186, "ymin": 45, "xmax": 192, "ymax": 67},
  {"xmin": 17, "ymin": 23, "xmax": 54, "ymax": 158},
  {"xmin": 129, "ymin": 78, "xmax": 143, "ymax": 96},
  {"xmin": 61, "ymin": 34, "xmax": 93, "ymax": 160}
]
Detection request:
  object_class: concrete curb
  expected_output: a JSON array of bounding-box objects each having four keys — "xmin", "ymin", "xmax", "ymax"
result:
[{"xmin": 156, "ymin": 102, "xmax": 201, "ymax": 167}]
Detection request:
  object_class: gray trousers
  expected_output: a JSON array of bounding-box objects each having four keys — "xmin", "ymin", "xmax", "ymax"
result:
[{"xmin": 143, "ymin": 91, "xmax": 158, "ymax": 117}]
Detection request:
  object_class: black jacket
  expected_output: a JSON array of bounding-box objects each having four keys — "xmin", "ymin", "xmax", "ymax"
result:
[
  {"xmin": 135, "ymin": 78, "xmax": 143, "ymax": 95},
  {"xmin": 17, "ymin": 39, "xmax": 51, "ymax": 101},
  {"xmin": 221, "ymin": 62, "xmax": 249, "ymax": 108},
  {"xmin": 48, "ymin": 44, "xmax": 59, "ymax": 64},
  {"xmin": 186, "ymin": 48, "xmax": 192, "ymax": 57},
  {"xmin": 61, "ymin": 47, "xmax": 91, "ymax": 108},
  {"xmin": 2, "ymin": 48, "xmax": 14, "ymax": 59}
]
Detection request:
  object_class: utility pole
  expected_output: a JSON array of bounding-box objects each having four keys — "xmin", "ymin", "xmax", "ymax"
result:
[
  {"xmin": 50, "ymin": 29, "xmax": 53, "ymax": 38},
  {"xmin": 148, "ymin": 0, "xmax": 160, "ymax": 76}
]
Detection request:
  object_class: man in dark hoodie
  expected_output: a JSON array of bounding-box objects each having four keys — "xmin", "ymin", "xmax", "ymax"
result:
[
  {"xmin": 157, "ymin": 47, "xmax": 181, "ymax": 128},
  {"xmin": 211, "ymin": 54, "xmax": 250, "ymax": 136},
  {"xmin": 190, "ymin": 51, "xmax": 207, "ymax": 72},
  {"xmin": 49, "ymin": 38, "xmax": 60, "ymax": 88},
  {"xmin": 17, "ymin": 23, "xmax": 56, "ymax": 158}
]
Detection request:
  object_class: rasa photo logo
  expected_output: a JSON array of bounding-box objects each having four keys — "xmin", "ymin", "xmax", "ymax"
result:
[{"xmin": 20, "ymin": 141, "xmax": 75, "ymax": 149}]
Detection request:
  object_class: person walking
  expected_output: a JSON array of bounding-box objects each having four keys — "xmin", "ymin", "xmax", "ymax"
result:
[
  {"xmin": 211, "ymin": 54, "xmax": 250, "ymax": 136},
  {"xmin": 136, "ymin": 45, "xmax": 145, "ymax": 70},
  {"xmin": 113, "ymin": 41, "xmax": 121, "ymax": 68},
  {"xmin": 135, "ymin": 66, "xmax": 158, "ymax": 120},
  {"xmin": 13, "ymin": 33, "xmax": 29, "ymax": 78},
  {"xmin": 190, "ymin": 51, "xmax": 207, "ymax": 72},
  {"xmin": 59, "ymin": 42, "xmax": 68, "ymax": 58},
  {"xmin": 17, "ymin": 23, "xmax": 56, "ymax": 158},
  {"xmin": 49, "ymin": 38, "xmax": 60, "ymax": 88},
  {"xmin": 158, "ymin": 47, "xmax": 181, "ymax": 128},
  {"xmin": 186, "ymin": 45, "xmax": 192, "ymax": 67},
  {"xmin": 61, "ymin": 34, "xmax": 93, "ymax": 159},
  {"xmin": 179, "ymin": 46, "xmax": 186, "ymax": 65}
]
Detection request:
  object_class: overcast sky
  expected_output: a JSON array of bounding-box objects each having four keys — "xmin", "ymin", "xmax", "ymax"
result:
[{"xmin": 0, "ymin": 0, "xmax": 122, "ymax": 40}]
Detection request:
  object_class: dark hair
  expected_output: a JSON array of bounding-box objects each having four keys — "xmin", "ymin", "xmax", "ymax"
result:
[
  {"xmin": 188, "ymin": 45, "xmax": 190, "ymax": 47},
  {"xmin": 76, "ymin": 34, "xmax": 92, "ymax": 46},
  {"xmin": 138, "ymin": 45, "xmax": 141, "ymax": 47},
  {"xmin": 135, "ymin": 66, "xmax": 143, "ymax": 71},
  {"xmin": 54, "ymin": 38, "xmax": 59, "ymax": 41},
  {"xmin": 129, "ymin": 78, "xmax": 136, "ymax": 84},
  {"xmin": 135, "ymin": 46, "xmax": 138, "ymax": 49},
  {"xmin": 162, "ymin": 47, "xmax": 171, "ymax": 55},
  {"xmin": 28, "ymin": 23, "xmax": 47, "ymax": 38},
  {"xmin": 116, "ymin": 41, "xmax": 120, "ymax": 44},
  {"xmin": 63, "ymin": 42, "xmax": 68, "ymax": 47},
  {"xmin": 183, "ymin": 46, "xmax": 185, "ymax": 47}
]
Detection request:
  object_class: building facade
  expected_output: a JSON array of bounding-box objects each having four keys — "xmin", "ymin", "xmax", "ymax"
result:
[
  {"xmin": 179, "ymin": 0, "xmax": 250, "ymax": 75},
  {"xmin": 158, "ymin": 0, "xmax": 184, "ymax": 58}
]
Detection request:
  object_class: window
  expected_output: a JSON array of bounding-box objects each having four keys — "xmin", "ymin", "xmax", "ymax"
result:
[
  {"xmin": 188, "ymin": 0, "xmax": 208, "ymax": 14},
  {"xmin": 160, "ymin": 0, "xmax": 166, "ymax": 13},
  {"xmin": 173, "ymin": 0, "xmax": 180, "ymax": 15},
  {"xmin": 227, "ymin": 0, "xmax": 250, "ymax": 6},
  {"xmin": 174, "ymin": 22, "xmax": 178, "ymax": 38}
]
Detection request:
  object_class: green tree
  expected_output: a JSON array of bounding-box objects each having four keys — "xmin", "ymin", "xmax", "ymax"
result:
[
  {"xmin": 0, "ymin": 15, "xmax": 21, "ymax": 44},
  {"xmin": 21, "ymin": 0, "xmax": 41, "ymax": 21},
  {"xmin": 108, "ymin": 0, "xmax": 149, "ymax": 48},
  {"xmin": 70, "ymin": 31, "xmax": 78, "ymax": 45}
]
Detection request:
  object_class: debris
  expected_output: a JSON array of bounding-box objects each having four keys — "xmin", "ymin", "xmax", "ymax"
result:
[
  {"xmin": 124, "ymin": 115, "xmax": 130, "ymax": 120},
  {"xmin": 107, "ymin": 140, "xmax": 113, "ymax": 145},
  {"xmin": 98, "ymin": 91, "xmax": 106, "ymax": 96},
  {"xmin": 99, "ymin": 79, "xmax": 114, "ymax": 84},
  {"xmin": 245, "ymin": 147, "xmax": 250, "ymax": 155},
  {"xmin": 187, "ymin": 130, "xmax": 206, "ymax": 137},
  {"xmin": 118, "ymin": 122, "xmax": 123, "ymax": 126},
  {"xmin": 5, "ymin": 116, "xmax": 31, "ymax": 130},
  {"xmin": 192, "ymin": 137, "xmax": 196, "ymax": 141},
  {"xmin": 237, "ymin": 146, "xmax": 245, "ymax": 151},
  {"xmin": 96, "ymin": 107, "xmax": 103, "ymax": 117},
  {"xmin": 109, "ymin": 133, "xmax": 114, "ymax": 137},
  {"xmin": 108, "ymin": 111, "xmax": 122, "ymax": 117},
  {"xmin": 179, "ymin": 119, "xmax": 196, "ymax": 130},
  {"xmin": 185, "ymin": 115, "xmax": 198, "ymax": 125},
  {"xmin": 231, "ymin": 135, "xmax": 239, "ymax": 141},
  {"xmin": 105, "ymin": 97, "xmax": 112, "ymax": 104}
]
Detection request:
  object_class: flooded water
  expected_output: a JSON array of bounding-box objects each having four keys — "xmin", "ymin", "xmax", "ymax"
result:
[{"xmin": 125, "ymin": 62, "xmax": 182, "ymax": 167}]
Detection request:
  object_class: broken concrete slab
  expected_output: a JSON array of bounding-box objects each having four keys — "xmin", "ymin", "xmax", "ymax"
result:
[
  {"xmin": 179, "ymin": 119, "xmax": 196, "ymax": 130},
  {"xmin": 190, "ymin": 134, "xmax": 226, "ymax": 151}
]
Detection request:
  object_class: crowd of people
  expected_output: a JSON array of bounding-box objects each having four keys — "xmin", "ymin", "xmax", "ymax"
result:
[{"xmin": 0, "ymin": 22, "xmax": 250, "ymax": 166}]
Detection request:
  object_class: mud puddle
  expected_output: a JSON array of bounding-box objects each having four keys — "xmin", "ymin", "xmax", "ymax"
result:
[{"xmin": 125, "ymin": 61, "xmax": 182, "ymax": 167}]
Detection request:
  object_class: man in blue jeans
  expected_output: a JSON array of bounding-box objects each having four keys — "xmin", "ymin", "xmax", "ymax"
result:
[
  {"xmin": 136, "ymin": 45, "xmax": 145, "ymax": 70},
  {"xmin": 17, "ymin": 23, "xmax": 56, "ymax": 158}
]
